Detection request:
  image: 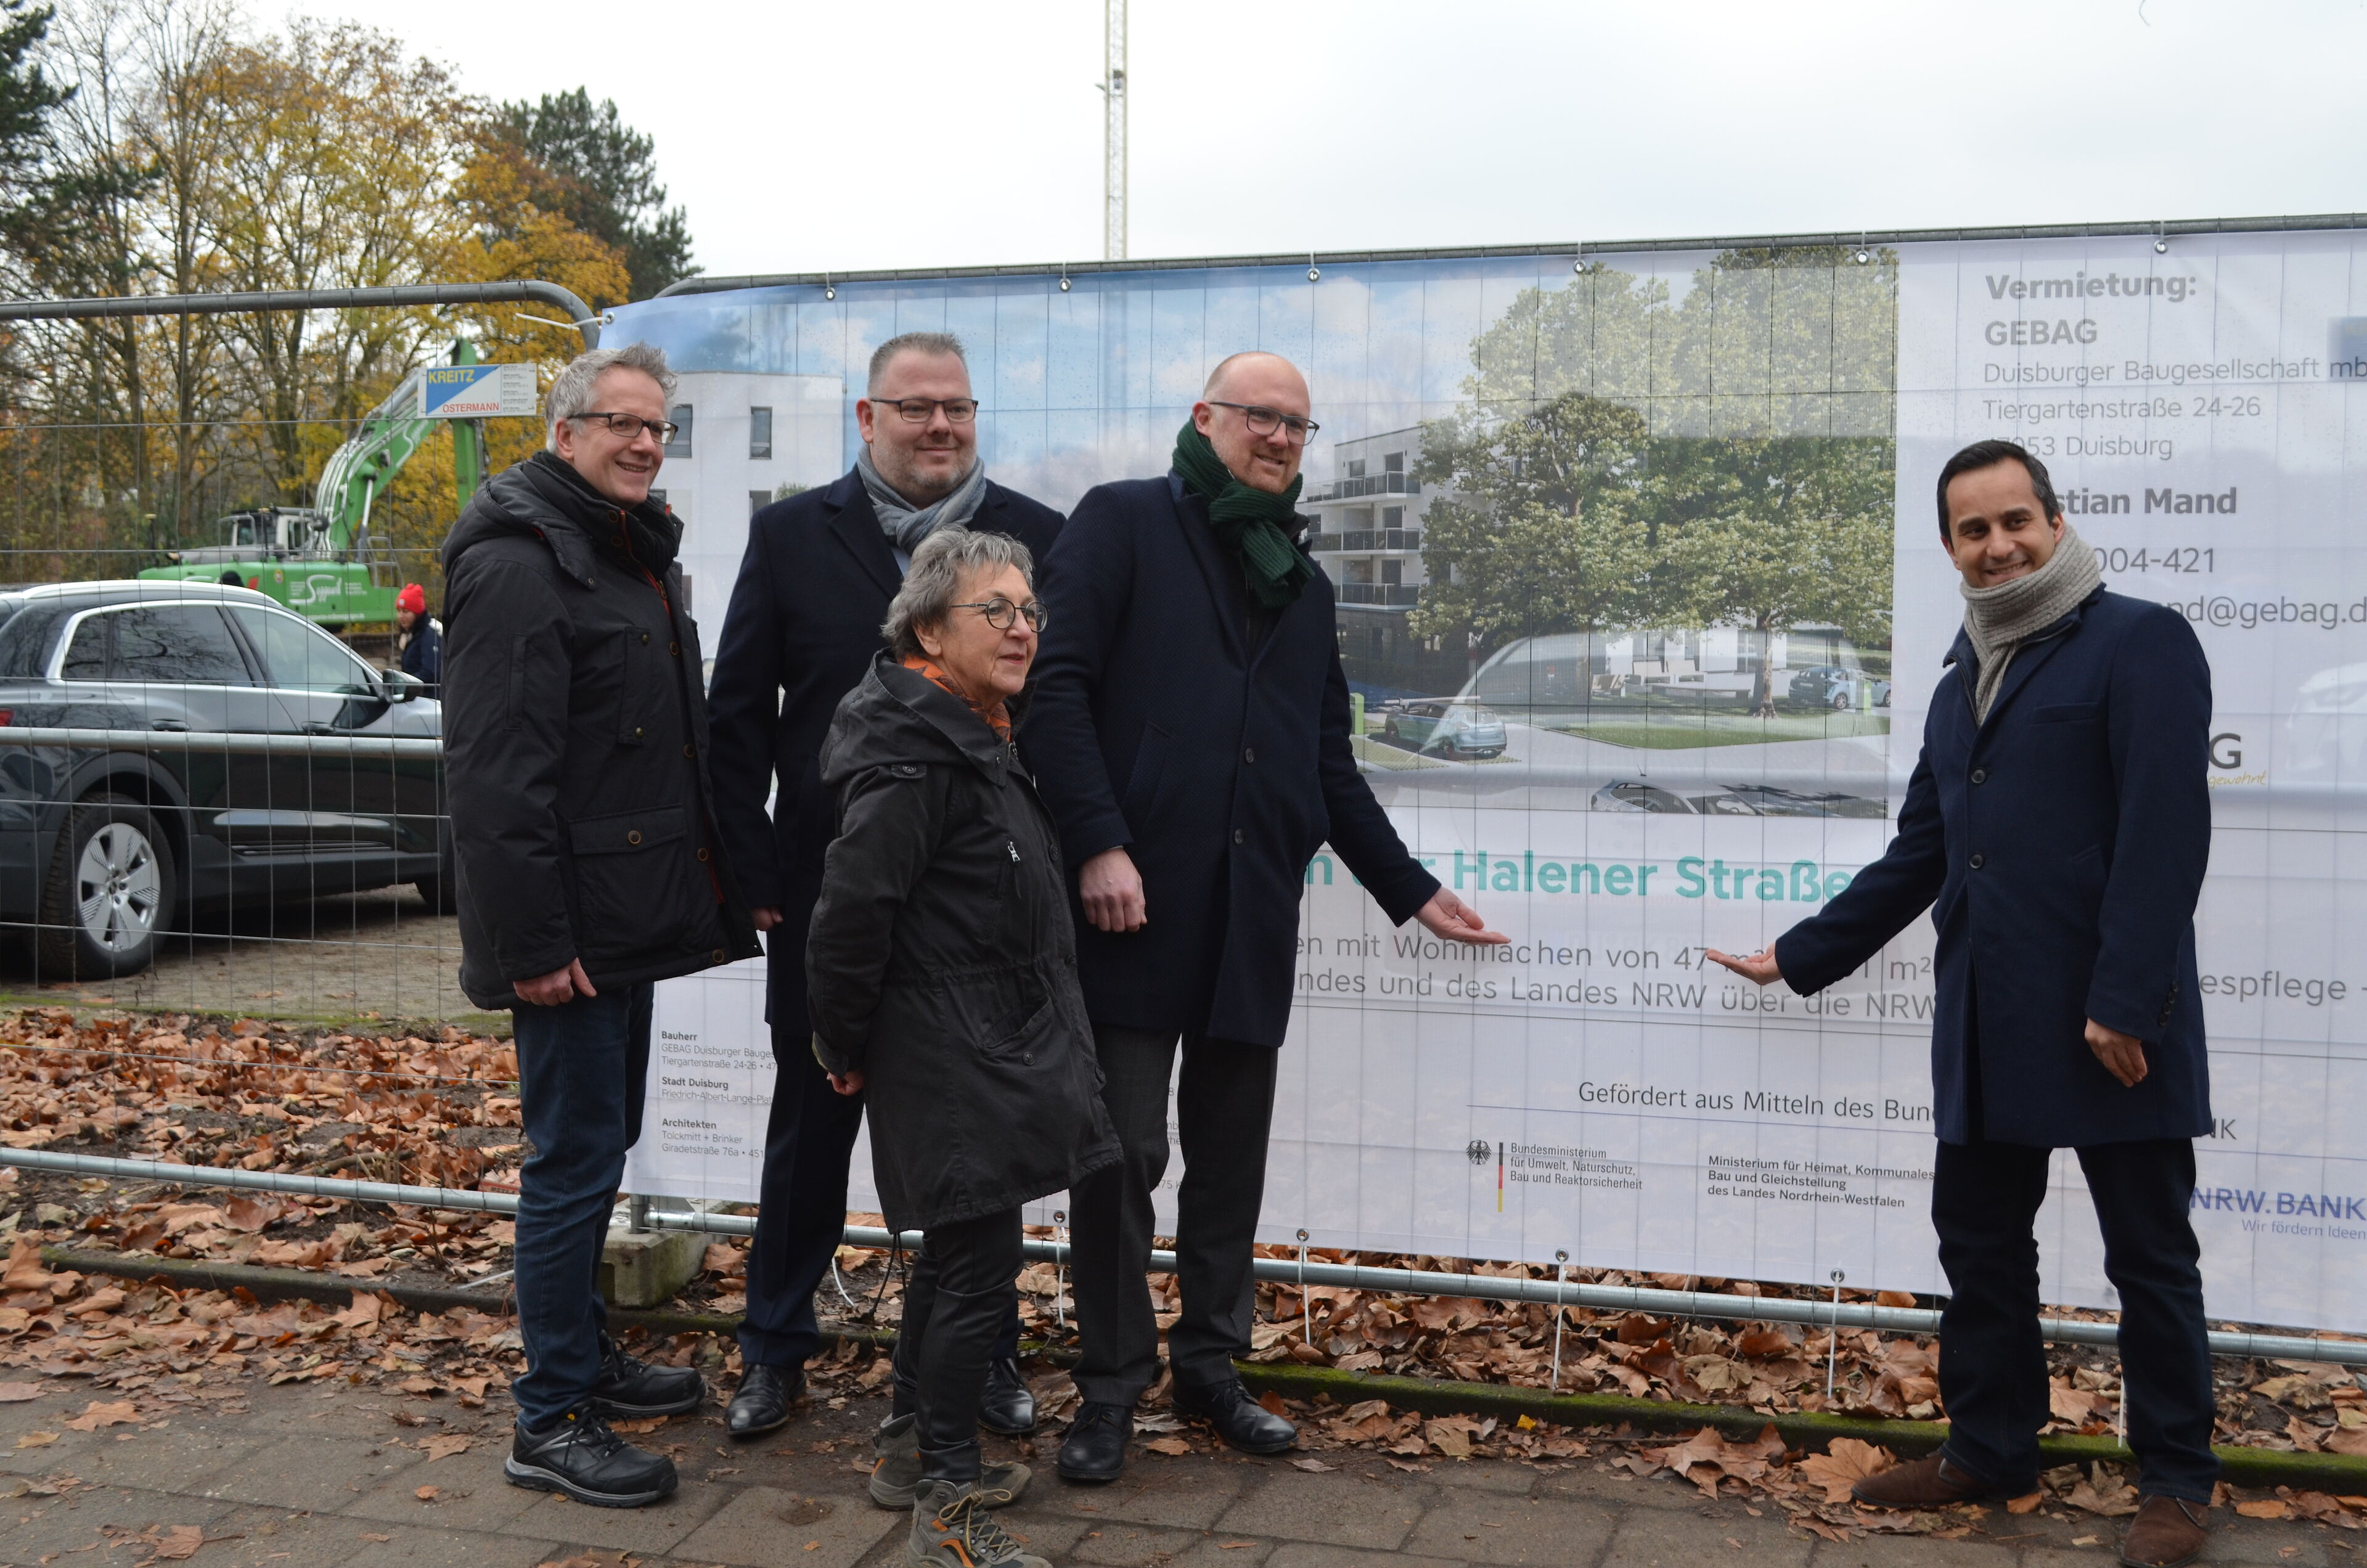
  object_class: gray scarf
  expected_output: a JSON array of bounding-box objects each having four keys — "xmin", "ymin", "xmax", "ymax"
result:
[
  {"xmin": 1958, "ymin": 520, "xmax": 2102, "ymax": 723},
  {"xmin": 856, "ymin": 446, "xmax": 990, "ymax": 555}
]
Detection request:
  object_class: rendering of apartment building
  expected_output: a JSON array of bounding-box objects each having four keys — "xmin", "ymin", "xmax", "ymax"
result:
[{"xmin": 1302, "ymin": 425, "xmax": 1459, "ymax": 692}]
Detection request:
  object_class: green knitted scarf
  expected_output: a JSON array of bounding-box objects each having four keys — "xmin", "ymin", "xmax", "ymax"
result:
[{"xmin": 1171, "ymin": 418, "xmax": 1316, "ymax": 610}]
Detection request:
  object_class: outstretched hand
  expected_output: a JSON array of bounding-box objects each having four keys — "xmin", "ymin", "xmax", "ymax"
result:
[
  {"xmin": 1415, "ymin": 888, "xmax": 1509, "ymax": 945},
  {"xmin": 1706, "ymin": 947, "xmax": 1783, "ymax": 987}
]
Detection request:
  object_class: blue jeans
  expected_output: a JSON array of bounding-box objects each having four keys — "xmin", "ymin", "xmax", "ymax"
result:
[{"xmin": 510, "ymin": 982, "xmax": 652, "ymax": 1430}]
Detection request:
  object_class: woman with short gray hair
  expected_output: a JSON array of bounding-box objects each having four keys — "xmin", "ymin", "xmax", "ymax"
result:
[{"xmin": 806, "ymin": 528, "xmax": 1117, "ymax": 1568}]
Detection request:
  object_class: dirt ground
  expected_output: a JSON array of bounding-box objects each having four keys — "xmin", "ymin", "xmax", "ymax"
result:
[{"xmin": 0, "ymin": 888, "xmax": 499, "ymax": 1032}]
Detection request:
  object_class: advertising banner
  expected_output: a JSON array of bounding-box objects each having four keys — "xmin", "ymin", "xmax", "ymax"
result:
[{"xmin": 620, "ymin": 226, "xmax": 2367, "ymax": 1335}]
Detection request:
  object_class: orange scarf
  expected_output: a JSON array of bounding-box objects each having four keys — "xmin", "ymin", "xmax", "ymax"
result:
[{"xmin": 902, "ymin": 654, "xmax": 1011, "ymax": 742}]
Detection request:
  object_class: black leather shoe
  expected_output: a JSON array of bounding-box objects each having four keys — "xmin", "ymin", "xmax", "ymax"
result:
[
  {"xmin": 505, "ymin": 1408, "xmax": 677, "ymax": 1508},
  {"xmin": 589, "ymin": 1330, "xmax": 705, "ymax": 1417},
  {"xmin": 1055, "ymin": 1400, "xmax": 1132, "ymax": 1483},
  {"xmin": 978, "ymin": 1355, "xmax": 1036, "ymax": 1436},
  {"xmin": 1173, "ymin": 1378, "xmax": 1296, "ymax": 1455},
  {"xmin": 726, "ymin": 1362, "xmax": 803, "ymax": 1440}
]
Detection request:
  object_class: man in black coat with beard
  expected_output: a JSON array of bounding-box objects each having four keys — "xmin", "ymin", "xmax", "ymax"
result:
[
  {"xmin": 705, "ymin": 332, "xmax": 1062, "ymax": 1440},
  {"xmin": 1023, "ymin": 351, "xmax": 1506, "ymax": 1482}
]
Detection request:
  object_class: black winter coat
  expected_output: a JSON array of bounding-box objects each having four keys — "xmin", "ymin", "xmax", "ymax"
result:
[
  {"xmin": 706, "ymin": 471, "xmax": 1064, "ymax": 1046},
  {"xmin": 806, "ymin": 656, "xmax": 1119, "ymax": 1232},
  {"xmin": 1023, "ymin": 473, "xmax": 1439, "ymax": 1045},
  {"xmin": 1775, "ymin": 587, "xmax": 2214, "ymax": 1148},
  {"xmin": 441, "ymin": 452, "xmax": 761, "ymax": 1009}
]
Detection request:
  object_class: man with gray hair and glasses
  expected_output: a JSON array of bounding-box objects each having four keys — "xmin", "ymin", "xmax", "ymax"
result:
[
  {"xmin": 442, "ymin": 341, "xmax": 761, "ymax": 1508},
  {"xmin": 706, "ymin": 331, "xmax": 1063, "ymax": 1443}
]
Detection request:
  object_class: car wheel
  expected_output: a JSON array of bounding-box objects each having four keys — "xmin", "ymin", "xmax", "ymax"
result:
[
  {"xmin": 1383, "ymin": 718, "xmax": 1399, "ymax": 739},
  {"xmin": 1833, "ymin": 690, "xmax": 1852, "ymax": 710},
  {"xmin": 36, "ymin": 794, "xmax": 176, "ymax": 980},
  {"xmin": 413, "ymin": 839, "xmax": 458, "ymax": 914}
]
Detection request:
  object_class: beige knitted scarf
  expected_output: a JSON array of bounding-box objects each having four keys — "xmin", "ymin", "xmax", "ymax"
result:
[{"xmin": 1958, "ymin": 520, "xmax": 2101, "ymax": 723}]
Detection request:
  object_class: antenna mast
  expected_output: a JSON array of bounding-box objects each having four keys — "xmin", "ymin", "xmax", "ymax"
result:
[{"xmin": 1103, "ymin": 0, "xmax": 1127, "ymax": 261}]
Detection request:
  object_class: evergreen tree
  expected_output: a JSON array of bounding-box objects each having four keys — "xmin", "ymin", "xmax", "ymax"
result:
[{"xmin": 494, "ymin": 88, "xmax": 693, "ymax": 301}]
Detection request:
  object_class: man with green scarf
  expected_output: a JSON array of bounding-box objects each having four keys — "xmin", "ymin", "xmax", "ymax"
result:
[{"xmin": 1026, "ymin": 351, "xmax": 1506, "ymax": 1484}]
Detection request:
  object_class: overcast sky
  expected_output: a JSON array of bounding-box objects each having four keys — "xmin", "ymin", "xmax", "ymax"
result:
[{"xmin": 314, "ymin": 0, "xmax": 2367, "ymax": 285}]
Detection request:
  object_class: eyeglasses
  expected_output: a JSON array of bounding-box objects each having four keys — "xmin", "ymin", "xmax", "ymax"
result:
[
  {"xmin": 571, "ymin": 411, "xmax": 681, "ymax": 443},
  {"xmin": 1206, "ymin": 401, "xmax": 1320, "ymax": 444},
  {"xmin": 950, "ymin": 597, "xmax": 1049, "ymax": 632},
  {"xmin": 872, "ymin": 396, "xmax": 980, "ymax": 424}
]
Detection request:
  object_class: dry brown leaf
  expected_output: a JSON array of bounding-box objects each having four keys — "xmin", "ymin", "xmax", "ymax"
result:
[
  {"xmin": 1142, "ymin": 1436, "xmax": 1190, "ymax": 1455},
  {"xmin": 1797, "ymin": 1437, "xmax": 1892, "ymax": 1504},
  {"xmin": 2065, "ymin": 1476, "xmax": 2140, "ymax": 1516},
  {"xmin": 1874, "ymin": 1290, "xmax": 1916, "ymax": 1307},
  {"xmin": 2049, "ymin": 1383, "xmax": 2101, "ymax": 1424},
  {"xmin": 65, "ymin": 1400, "xmax": 139, "ymax": 1431},
  {"xmin": 2328, "ymin": 1426, "xmax": 2367, "ymax": 1457},
  {"xmin": 1290, "ymin": 1458, "xmax": 1335, "ymax": 1472},
  {"xmin": 222, "ymin": 1195, "xmax": 282, "ymax": 1233},
  {"xmin": 421, "ymin": 1435, "xmax": 471, "ymax": 1461},
  {"xmin": 414, "ymin": 1485, "xmax": 442, "ymax": 1502},
  {"xmin": 2235, "ymin": 1498, "xmax": 2291, "ymax": 1519},
  {"xmin": 2006, "ymin": 1491, "xmax": 2043, "ymax": 1514},
  {"xmin": 0, "ymin": 1382, "xmax": 43, "ymax": 1402},
  {"xmin": 17, "ymin": 1431, "xmax": 59, "ymax": 1448},
  {"xmin": 1, "ymin": 1236, "xmax": 53, "ymax": 1289},
  {"xmin": 149, "ymin": 1526, "xmax": 205, "ymax": 1561}
]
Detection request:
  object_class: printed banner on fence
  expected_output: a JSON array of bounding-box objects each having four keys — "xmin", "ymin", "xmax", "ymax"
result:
[{"xmin": 624, "ymin": 227, "xmax": 2367, "ymax": 1336}]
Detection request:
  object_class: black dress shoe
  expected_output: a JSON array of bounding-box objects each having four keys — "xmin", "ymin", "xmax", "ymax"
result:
[
  {"xmin": 978, "ymin": 1355, "xmax": 1037, "ymax": 1436},
  {"xmin": 1055, "ymin": 1400, "xmax": 1132, "ymax": 1483},
  {"xmin": 505, "ymin": 1408, "xmax": 677, "ymax": 1508},
  {"xmin": 726, "ymin": 1362, "xmax": 803, "ymax": 1440},
  {"xmin": 1173, "ymin": 1378, "xmax": 1297, "ymax": 1455},
  {"xmin": 589, "ymin": 1331, "xmax": 705, "ymax": 1417}
]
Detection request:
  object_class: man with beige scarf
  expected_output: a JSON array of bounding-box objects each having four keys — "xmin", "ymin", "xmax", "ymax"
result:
[{"xmin": 1711, "ymin": 439, "xmax": 2218, "ymax": 1568}]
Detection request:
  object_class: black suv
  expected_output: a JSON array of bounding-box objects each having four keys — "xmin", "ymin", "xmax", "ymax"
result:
[{"xmin": 0, "ymin": 581, "xmax": 444, "ymax": 978}]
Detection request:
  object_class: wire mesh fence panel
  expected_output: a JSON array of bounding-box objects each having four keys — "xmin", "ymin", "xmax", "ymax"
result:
[{"xmin": 0, "ymin": 412, "xmax": 476, "ymax": 1035}]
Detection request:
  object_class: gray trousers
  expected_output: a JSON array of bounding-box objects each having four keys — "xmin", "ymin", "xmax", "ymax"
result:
[{"xmin": 1068, "ymin": 1025, "xmax": 1280, "ymax": 1405}]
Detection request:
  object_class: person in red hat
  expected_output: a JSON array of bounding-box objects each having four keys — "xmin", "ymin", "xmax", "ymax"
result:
[{"xmin": 396, "ymin": 582, "xmax": 441, "ymax": 696}]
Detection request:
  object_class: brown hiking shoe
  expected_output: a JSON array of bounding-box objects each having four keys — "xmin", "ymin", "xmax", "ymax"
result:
[
  {"xmin": 1850, "ymin": 1453, "xmax": 1995, "ymax": 1509},
  {"xmin": 2119, "ymin": 1496, "xmax": 2209, "ymax": 1568}
]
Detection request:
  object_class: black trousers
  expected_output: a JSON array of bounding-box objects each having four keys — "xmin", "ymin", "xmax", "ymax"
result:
[
  {"xmin": 738, "ymin": 1040, "xmax": 1024, "ymax": 1370},
  {"xmin": 1069, "ymin": 1026, "xmax": 1279, "ymax": 1405},
  {"xmin": 1932, "ymin": 1135, "xmax": 2218, "ymax": 1501},
  {"xmin": 892, "ymin": 1206, "xmax": 1024, "ymax": 1484}
]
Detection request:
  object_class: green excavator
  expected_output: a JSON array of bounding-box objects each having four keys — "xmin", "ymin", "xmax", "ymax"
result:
[{"xmin": 139, "ymin": 340, "xmax": 500, "ymax": 627}]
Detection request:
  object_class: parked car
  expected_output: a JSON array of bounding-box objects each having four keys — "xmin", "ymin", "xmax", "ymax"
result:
[
  {"xmin": 1587, "ymin": 780, "xmax": 1886, "ymax": 817},
  {"xmin": 1787, "ymin": 665, "xmax": 1891, "ymax": 710},
  {"xmin": 1379, "ymin": 698, "xmax": 1509, "ymax": 759},
  {"xmin": 0, "ymin": 581, "xmax": 443, "ymax": 978}
]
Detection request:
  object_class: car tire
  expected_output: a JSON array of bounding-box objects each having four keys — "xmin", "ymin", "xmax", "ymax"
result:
[
  {"xmin": 1383, "ymin": 718, "xmax": 1399, "ymax": 740},
  {"xmin": 412, "ymin": 836, "xmax": 459, "ymax": 914},
  {"xmin": 1833, "ymin": 691, "xmax": 1852, "ymax": 711},
  {"xmin": 36, "ymin": 794, "xmax": 176, "ymax": 981}
]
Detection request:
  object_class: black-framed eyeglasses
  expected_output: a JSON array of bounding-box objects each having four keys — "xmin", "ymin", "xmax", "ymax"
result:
[
  {"xmin": 1206, "ymin": 400, "xmax": 1319, "ymax": 444},
  {"xmin": 950, "ymin": 597, "xmax": 1048, "ymax": 632},
  {"xmin": 872, "ymin": 396, "xmax": 981, "ymax": 424},
  {"xmin": 571, "ymin": 411, "xmax": 681, "ymax": 443}
]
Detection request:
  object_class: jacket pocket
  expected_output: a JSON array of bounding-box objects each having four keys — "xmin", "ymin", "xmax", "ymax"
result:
[
  {"xmin": 1122, "ymin": 722, "xmax": 1172, "ymax": 830},
  {"xmin": 566, "ymin": 805, "xmax": 696, "ymax": 964},
  {"xmin": 2033, "ymin": 701, "xmax": 2100, "ymax": 724},
  {"xmin": 616, "ymin": 627, "xmax": 660, "ymax": 747}
]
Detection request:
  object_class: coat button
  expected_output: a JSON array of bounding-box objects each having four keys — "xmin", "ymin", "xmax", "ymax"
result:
[
  {"xmin": 697, "ymin": 847, "xmax": 710, "ymax": 862},
  {"xmin": 670, "ymin": 642, "xmax": 681, "ymax": 657},
  {"xmin": 1243, "ymin": 746, "xmax": 1256, "ymax": 763},
  {"xmin": 1969, "ymin": 852, "xmax": 1984, "ymax": 869},
  {"xmin": 1971, "ymin": 768, "xmax": 1987, "ymax": 784},
  {"xmin": 627, "ymin": 830, "xmax": 642, "ymax": 845},
  {"xmin": 1021, "ymin": 1053, "xmax": 1036, "ymax": 1065},
  {"xmin": 684, "ymin": 743, "xmax": 695, "ymax": 757},
  {"xmin": 640, "ymin": 632, "xmax": 650, "ymax": 645},
  {"xmin": 1233, "ymin": 828, "xmax": 1246, "ymax": 845},
  {"xmin": 634, "ymin": 726, "xmax": 645, "ymax": 738},
  {"xmin": 712, "ymin": 949, "xmax": 726, "ymax": 963}
]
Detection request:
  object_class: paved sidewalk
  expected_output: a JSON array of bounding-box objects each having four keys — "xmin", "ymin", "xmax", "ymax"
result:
[{"xmin": 0, "ymin": 1378, "xmax": 2347, "ymax": 1568}]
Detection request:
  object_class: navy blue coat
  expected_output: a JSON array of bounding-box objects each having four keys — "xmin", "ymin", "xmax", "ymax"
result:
[
  {"xmin": 1023, "ymin": 473, "xmax": 1440, "ymax": 1047},
  {"xmin": 1774, "ymin": 586, "xmax": 2214, "ymax": 1149},
  {"xmin": 705, "ymin": 469, "xmax": 1065, "ymax": 1042}
]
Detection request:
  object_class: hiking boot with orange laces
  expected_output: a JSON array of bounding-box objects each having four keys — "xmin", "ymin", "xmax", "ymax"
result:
[{"xmin": 907, "ymin": 1477, "xmax": 1050, "ymax": 1568}]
